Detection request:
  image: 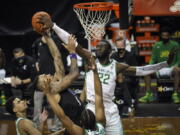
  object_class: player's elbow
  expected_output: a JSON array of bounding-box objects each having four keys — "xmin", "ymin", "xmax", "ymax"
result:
[{"xmin": 97, "ymin": 115, "xmax": 106, "ymax": 126}]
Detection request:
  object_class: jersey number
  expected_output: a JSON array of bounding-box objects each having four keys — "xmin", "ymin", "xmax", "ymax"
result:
[{"xmin": 99, "ymin": 73, "xmax": 110, "ymax": 84}]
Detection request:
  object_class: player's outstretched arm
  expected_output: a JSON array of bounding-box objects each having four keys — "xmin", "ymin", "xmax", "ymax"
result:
[
  {"xmin": 52, "ymin": 23, "xmax": 92, "ymax": 60},
  {"xmin": 80, "ymin": 82, "xmax": 87, "ymax": 103},
  {"xmin": 50, "ymin": 35, "xmax": 79, "ymax": 93},
  {"xmin": 37, "ymin": 14, "xmax": 92, "ymax": 61},
  {"xmin": 90, "ymin": 57, "xmax": 106, "ymax": 125},
  {"xmin": 118, "ymin": 61, "xmax": 168, "ymax": 76},
  {"xmin": 43, "ymin": 32, "xmax": 65, "ymax": 79},
  {"xmin": 120, "ymin": 46, "xmax": 179, "ymax": 76}
]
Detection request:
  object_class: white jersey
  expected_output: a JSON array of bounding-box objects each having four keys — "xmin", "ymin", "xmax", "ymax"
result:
[
  {"xmin": 86, "ymin": 59, "xmax": 123, "ymax": 135},
  {"xmin": 16, "ymin": 117, "xmax": 26, "ymax": 135},
  {"xmin": 16, "ymin": 117, "xmax": 37, "ymax": 135},
  {"xmin": 0, "ymin": 69, "xmax": 6, "ymax": 79},
  {"xmin": 86, "ymin": 59, "xmax": 117, "ymax": 104}
]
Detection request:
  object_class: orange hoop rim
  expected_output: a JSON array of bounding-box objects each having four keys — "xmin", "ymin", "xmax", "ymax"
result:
[
  {"xmin": 112, "ymin": 3, "xmax": 119, "ymax": 11},
  {"xmin": 73, "ymin": 2, "xmax": 114, "ymax": 11},
  {"xmin": 112, "ymin": 3, "xmax": 120, "ymax": 18}
]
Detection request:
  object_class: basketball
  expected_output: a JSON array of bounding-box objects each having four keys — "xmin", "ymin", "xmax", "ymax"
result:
[{"xmin": 32, "ymin": 11, "xmax": 51, "ymax": 34}]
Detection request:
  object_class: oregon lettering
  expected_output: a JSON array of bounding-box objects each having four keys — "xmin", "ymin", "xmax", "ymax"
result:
[{"xmin": 160, "ymin": 51, "xmax": 169, "ymax": 58}]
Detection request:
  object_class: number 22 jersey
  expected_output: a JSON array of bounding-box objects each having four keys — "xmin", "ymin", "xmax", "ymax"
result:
[{"xmin": 86, "ymin": 59, "xmax": 117, "ymax": 104}]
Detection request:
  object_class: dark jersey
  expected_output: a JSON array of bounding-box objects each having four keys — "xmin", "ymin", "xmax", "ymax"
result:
[
  {"xmin": 32, "ymin": 35, "xmax": 68, "ymax": 75},
  {"xmin": 59, "ymin": 89, "xmax": 84, "ymax": 135},
  {"xmin": 111, "ymin": 51, "xmax": 138, "ymax": 66},
  {"xmin": 10, "ymin": 55, "xmax": 37, "ymax": 80}
]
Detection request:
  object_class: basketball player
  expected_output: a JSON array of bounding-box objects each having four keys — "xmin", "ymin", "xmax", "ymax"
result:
[
  {"xmin": 36, "ymin": 14, "xmax": 177, "ymax": 135},
  {"xmin": 35, "ymin": 33, "xmax": 85, "ymax": 135},
  {"xmin": 5, "ymin": 97, "xmax": 48, "ymax": 135},
  {"xmin": 40, "ymin": 56, "xmax": 106, "ymax": 135},
  {"xmin": 5, "ymin": 97, "xmax": 65, "ymax": 135}
]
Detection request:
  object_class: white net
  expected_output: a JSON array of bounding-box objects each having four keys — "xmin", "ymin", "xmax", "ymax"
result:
[{"xmin": 74, "ymin": 5, "xmax": 112, "ymax": 40}]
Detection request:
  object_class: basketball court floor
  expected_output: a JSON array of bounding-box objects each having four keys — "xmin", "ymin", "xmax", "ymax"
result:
[
  {"xmin": 0, "ymin": 102, "xmax": 180, "ymax": 135},
  {"xmin": 0, "ymin": 78, "xmax": 180, "ymax": 135}
]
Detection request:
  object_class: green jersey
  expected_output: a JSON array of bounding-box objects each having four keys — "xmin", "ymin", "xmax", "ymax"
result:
[{"xmin": 150, "ymin": 40, "xmax": 180, "ymax": 67}]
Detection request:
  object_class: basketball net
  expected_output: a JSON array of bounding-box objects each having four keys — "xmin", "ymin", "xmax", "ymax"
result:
[{"xmin": 73, "ymin": 2, "xmax": 113, "ymax": 49}]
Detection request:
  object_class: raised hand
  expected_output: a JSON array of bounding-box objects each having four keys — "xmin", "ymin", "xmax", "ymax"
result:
[
  {"xmin": 40, "ymin": 74, "xmax": 51, "ymax": 94},
  {"xmin": 36, "ymin": 14, "xmax": 54, "ymax": 30},
  {"xmin": 167, "ymin": 46, "xmax": 180, "ymax": 65},
  {"xmin": 11, "ymin": 76, "xmax": 22, "ymax": 87},
  {"xmin": 88, "ymin": 56, "xmax": 97, "ymax": 71},
  {"xmin": 11, "ymin": 76, "xmax": 16, "ymax": 87},
  {"xmin": 39, "ymin": 108, "xmax": 48, "ymax": 123},
  {"xmin": 62, "ymin": 35, "xmax": 76, "ymax": 53}
]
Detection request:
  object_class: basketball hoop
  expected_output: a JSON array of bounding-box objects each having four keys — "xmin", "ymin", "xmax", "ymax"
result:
[
  {"xmin": 73, "ymin": 2, "xmax": 113, "ymax": 40},
  {"xmin": 113, "ymin": 3, "xmax": 120, "ymax": 18}
]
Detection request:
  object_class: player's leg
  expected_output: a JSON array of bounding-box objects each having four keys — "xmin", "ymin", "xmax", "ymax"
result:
[
  {"xmin": 139, "ymin": 74, "xmax": 155, "ymax": 103},
  {"xmin": 104, "ymin": 104, "xmax": 124, "ymax": 135},
  {"xmin": 171, "ymin": 66, "xmax": 180, "ymax": 103},
  {"xmin": 33, "ymin": 91, "xmax": 44, "ymax": 128}
]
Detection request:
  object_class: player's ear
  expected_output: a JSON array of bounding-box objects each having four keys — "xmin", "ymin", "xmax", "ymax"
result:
[{"xmin": 13, "ymin": 107, "xmax": 18, "ymax": 113}]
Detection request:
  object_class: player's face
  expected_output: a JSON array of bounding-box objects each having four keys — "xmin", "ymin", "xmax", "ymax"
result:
[
  {"xmin": 13, "ymin": 98, "xmax": 28, "ymax": 113},
  {"xmin": 116, "ymin": 40, "xmax": 125, "ymax": 53},
  {"xmin": 14, "ymin": 51, "xmax": 25, "ymax": 59},
  {"xmin": 161, "ymin": 32, "xmax": 170, "ymax": 43},
  {"xmin": 95, "ymin": 41, "xmax": 110, "ymax": 58}
]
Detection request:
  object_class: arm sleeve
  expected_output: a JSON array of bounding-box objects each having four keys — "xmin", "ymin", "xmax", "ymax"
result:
[
  {"xmin": 136, "ymin": 61, "xmax": 168, "ymax": 76},
  {"xmin": 52, "ymin": 23, "xmax": 78, "ymax": 47}
]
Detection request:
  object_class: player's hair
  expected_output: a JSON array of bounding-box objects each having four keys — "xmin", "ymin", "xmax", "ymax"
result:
[
  {"xmin": 115, "ymin": 37, "xmax": 124, "ymax": 42},
  {"xmin": 5, "ymin": 97, "xmax": 16, "ymax": 115},
  {"xmin": 80, "ymin": 109, "xmax": 96, "ymax": 130},
  {"xmin": 160, "ymin": 27, "xmax": 171, "ymax": 34},
  {"xmin": 115, "ymin": 37, "xmax": 126, "ymax": 46},
  {"xmin": 100, "ymin": 39, "xmax": 112, "ymax": 50}
]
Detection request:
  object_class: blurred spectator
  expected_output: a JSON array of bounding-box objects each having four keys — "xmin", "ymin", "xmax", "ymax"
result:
[
  {"xmin": 111, "ymin": 37, "xmax": 138, "ymax": 116},
  {"xmin": 10, "ymin": 48, "xmax": 37, "ymax": 102},
  {"xmin": 139, "ymin": 27, "xmax": 180, "ymax": 103},
  {"xmin": 0, "ymin": 48, "xmax": 13, "ymax": 105},
  {"xmin": 32, "ymin": 33, "xmax": 68, "ymax": 75}
]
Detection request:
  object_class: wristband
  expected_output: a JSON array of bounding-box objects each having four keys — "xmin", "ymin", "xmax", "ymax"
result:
[{"xmin": 70, "ymin": 53, "xmax": 77, "ymax": 59}]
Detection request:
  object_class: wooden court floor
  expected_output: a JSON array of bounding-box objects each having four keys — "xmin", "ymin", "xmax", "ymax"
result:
[
  {"xmin": 122, "ymin": 117, "xmax": 180, "ymax": 135},
  {"xmin": 0, "ymin": 117, "xmax": 180, "ymax": 135}
]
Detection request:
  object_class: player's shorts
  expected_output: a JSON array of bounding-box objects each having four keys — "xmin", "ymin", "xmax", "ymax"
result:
[
  {"xmin": 156, "ymin": 67, "xmax": 174, "ymax": 78},
  {"xmin": 86, "ymin": 101, "xmax": 124, "ymax": 135}
]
